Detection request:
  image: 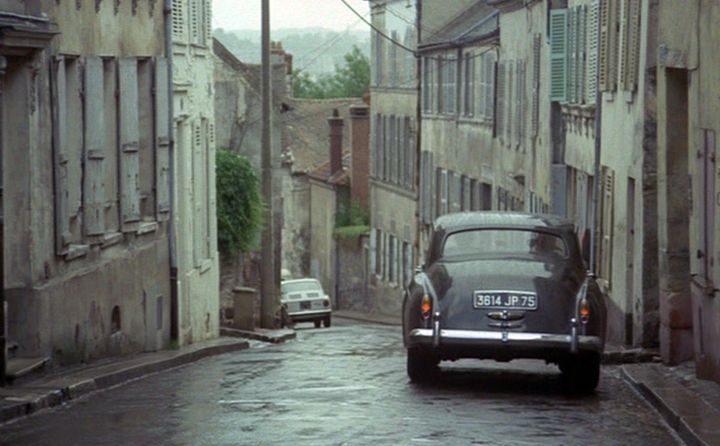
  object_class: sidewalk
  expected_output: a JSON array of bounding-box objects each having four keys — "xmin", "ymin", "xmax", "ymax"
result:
[
  {"xmin": 623, "ymin": 361, "xmax": 720, "ymax": 446},
  {"xmin": 0, "ymin": 329, "xmax": 294, "ymax": 425}
]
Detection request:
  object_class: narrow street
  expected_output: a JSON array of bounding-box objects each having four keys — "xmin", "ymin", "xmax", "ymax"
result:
[{"xmin": 1, "ymin": 318, "xmax": 680, "ymax": 445}]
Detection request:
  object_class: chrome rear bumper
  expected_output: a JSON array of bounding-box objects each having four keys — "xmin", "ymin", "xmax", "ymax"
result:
[{"xmin": 408, "ymin": 328, "xmax": 603, "ymax": 354}]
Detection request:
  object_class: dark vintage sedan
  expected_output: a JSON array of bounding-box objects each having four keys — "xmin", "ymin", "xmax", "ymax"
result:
[{"xmin": 402, "ymin": 212, "xmax": 607, "ymax": 393}]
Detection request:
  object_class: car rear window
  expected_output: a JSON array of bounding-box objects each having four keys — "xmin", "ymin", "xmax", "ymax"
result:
[
  {"xmin": 282, "ymin": 280, "xmax": 323, "ymax": 296},
  {"xmin": 442, "ymin": 229, "xmax": 568, "ymax": 259}
]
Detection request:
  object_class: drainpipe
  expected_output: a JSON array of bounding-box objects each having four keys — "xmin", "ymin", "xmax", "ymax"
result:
[
  {"xmin": 163, "ymin": 0, "xmax": 179, "ymax": 342},
  {"xmin": 414, "ymin": 0, "xmax": 422, "ymax": 261},
  {"xmin": 589, "ymin": 1, "xmax": 603, "ymax": 274}
]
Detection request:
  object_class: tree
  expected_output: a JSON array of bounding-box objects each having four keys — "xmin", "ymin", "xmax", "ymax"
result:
[
  {"xmin": 291, "ymin": 45, "xmax": 370, "ymax": 99},
  {"xmin": 216, "ymin": 150, "xmax": 265, "ymax": 257}
]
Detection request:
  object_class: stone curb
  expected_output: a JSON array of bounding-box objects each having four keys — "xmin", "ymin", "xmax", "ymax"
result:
[
  {"xmin": 220, "ymin": 327, "xmax": 297, "ymax": 344},
  {"xmin": 621, "ymin": 366, "xmax": 710, "ymax": 446},
  {"xmin": 333, "ymin": 312, "xmax": 402, "ymax": 327},
  {"xmin": 0, "ymin": 339, "xmax": 249, "ymax": 425}
]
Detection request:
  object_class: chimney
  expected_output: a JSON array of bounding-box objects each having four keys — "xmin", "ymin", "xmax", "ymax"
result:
[
  {"xmin": 349, "ymin": 104, "xmax": 370, "ymax": 211},
  {"xmin": 328, "ymin": 109, "xmax": 344, "ymax": 176}
]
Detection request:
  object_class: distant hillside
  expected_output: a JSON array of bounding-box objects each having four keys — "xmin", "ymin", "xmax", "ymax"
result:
[{"xmin": 214, "ymin": 27, "xmax": 370, "ymax": 76}]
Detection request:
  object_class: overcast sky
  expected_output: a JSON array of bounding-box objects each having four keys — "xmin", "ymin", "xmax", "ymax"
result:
[{"xmin": 212, "ymin": 0, "xmax": 371, "ymax": 31}]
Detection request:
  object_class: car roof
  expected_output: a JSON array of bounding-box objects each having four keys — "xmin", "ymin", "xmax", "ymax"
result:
[
  {"xmin": 281, "ymin": 278, "xmax": 320, "ymax": 285},
  {"xmin": 434, "ymin": 211, "xmax": 575, "ymax": 233}
]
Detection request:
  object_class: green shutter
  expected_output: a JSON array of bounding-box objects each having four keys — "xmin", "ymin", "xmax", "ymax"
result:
[
  {"xmin": 549, "ymin": 9, "xmax": 568, "ymax": 102},
  {"xmin": 587, "ymin": 0, "xmax": 599, "ymax": 104}
]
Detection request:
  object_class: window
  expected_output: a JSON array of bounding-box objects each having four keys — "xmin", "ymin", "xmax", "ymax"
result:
[{"xmin": 443, "ymin": 229, "xmax": 568, "ymax": 259}]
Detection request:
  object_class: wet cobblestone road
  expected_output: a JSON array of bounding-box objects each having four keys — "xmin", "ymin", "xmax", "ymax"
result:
[{"xmin": 1, "ymin": 318, "xmax": 680, "ymax": 445}]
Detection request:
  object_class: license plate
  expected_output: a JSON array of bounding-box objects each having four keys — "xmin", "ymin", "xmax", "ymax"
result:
[
  {"xmin": 300, "ymin": 301, "xmax": 311, "ymax": 310},
  {"xmin": 473, "ymin": 291, "xmax": 538, "ymax": 310}
]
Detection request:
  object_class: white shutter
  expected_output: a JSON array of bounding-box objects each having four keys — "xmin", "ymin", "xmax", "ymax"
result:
[
  {"xmin": 119, "ymin": 58, "xmax": 141, "ymax": 229},
  {"xmin": 398, "ymin": 116, "xmax": 405, "ymax": 186},
  {"xmin": 567, "ymin": 7, "xmax": 577, "ymax": 103},
  {"xmin": 462, "ymin": 176, "xmax": 471, "ymax": 211},
  {"xmin": 549, "ymin": 9, "xmax": 568, "ymax": 101},
  {"xmin": 586, "ymin": 0, "xmax": 600, "ymax": 104},
  {"xmin": 84, "ymin": 56, "xmax": 106, "ymax": 237},
  {"xmin": 155, "ymin": 57, "xmax": 171, "ymax": 220},
  {"xmin": 190, "ymin": 0, "xmax": 200, "ymax": 44},
  {"xmin": 172, "ymin": 0, "xmax": 185, "ymax": 42},
  {"xmin": 192, "ymin": 121, "xmax": 206, "ymax": 265},
  {"xmin": 600, "ymin": 168, "xmax": 615, "ymax": 283},
  {"xmin": 625, "ymin": 0, "xmax": 642, "ymax": 92},
  {"xmin": 204, "ymin": 0, "xmax": 212, "ymax": 45}
]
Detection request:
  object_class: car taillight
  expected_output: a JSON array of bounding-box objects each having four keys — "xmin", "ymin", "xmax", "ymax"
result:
[
  {"xmin": 579, "ymin": 298, "xmax": 590, "ymax": 324},
  {"xmin": 421, "ymin": 294, "xmax": 432, "ymax": 320}
]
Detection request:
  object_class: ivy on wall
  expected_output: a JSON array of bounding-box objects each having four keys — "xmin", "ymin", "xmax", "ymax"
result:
[{"xmin": 216, "ymin": 149, "xmax": 265, "ymax": 257}]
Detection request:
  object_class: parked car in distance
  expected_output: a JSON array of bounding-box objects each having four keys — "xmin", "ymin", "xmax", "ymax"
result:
[
  {"xmin": 281, "ymin": 278, "xmax": 332, "ymax": 328},
  {"xmin": 402, "ymin": 212, "xmax": 607, "ymax": 393}
]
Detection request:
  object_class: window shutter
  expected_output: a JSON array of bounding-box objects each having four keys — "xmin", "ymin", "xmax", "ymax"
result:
[
  {"xmin": 154, "ymin": 57, "xmax": 171, "ymax": 220},
  {"xmin": 567, "ymin": 7, "xmax": 577, "ymax": 104},
  {"xmin": 516, "ymin": 61, "xmax": 525, "ymax": 148},
  {"xmin": 190, "ymin": 0, "xmax": 200, "ymax": 44},
  {"xmin": 118, "ymin": 57, "xmax": 141, "ymax": 229},
  {"xmin": 204, "ymin": 0, "xmax": 212, "ymax": 45},
  {"xmin": 373, "ymin": 114, "xmax": 380, "ymax": 177},
  {"xmin": 601, "ymin": 167, "xmax": 614, "ymax": 283},
  {"xmin": 172, "ymin": 0, "xmax": 185, "ymax": 42},
  {"xmin": 625, "ymin": 0, "xmax": 641, "ymax": 92},
  {"xmin": 586, "ymin": 0, "xmax": 600, "ymax": 104},
  {"xmin": 378, "ymin": 115, "xmax": 384, "ymax": 180},
  {"xmin": 370, "ymin": 228, "xmax": 377, "ymax": 275},
  {"xmin": 394, "ymin": 237, "xmax": 400, "ymax": 284},
  {"xmin": 389, "ymin": 116, "xmax": 396, "ymax": 184},
  {"xmin": 397, "ymin": 116, "xmax": 404, "ymax": 186},
  {"xmin": 577, "ymin": 6, "xmax": 586, "ymax": 104},
  {"xmin": 462, "ymin": 176, "xmax": 472, "ymax": 211},
  {"xmin": 406, "ymin": 118, "xmax": 415, "ymax": 189},
  {"xmin": 599, "ymin": 0, "xmax": 619, "ymax": 92},
  {"xmin": 495, "ymin": 62, "xmax": 505, "ymax": 138},
  {"xmin": 53, "ymin": 57, "xmax": 71, "ymax": 251},
  {"xmin": 549, "ymin": 9, "xmax": 568, "ymax": 102},
  {"xmin": 192, "ymin": 121, "xmax": 206, "ymax": 265},
  {"xmin": 382, "ymin": 115, "xmax": 388, "ymax": 180},
  {"xmin": 486, "ymin": 53, "xmax": 496, "ymax": 120},
  {"xmin": 83, "ymin": 56, "xmax": 106, "ymax": 237}
]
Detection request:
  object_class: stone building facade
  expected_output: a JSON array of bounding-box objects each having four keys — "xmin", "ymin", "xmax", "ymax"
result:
[
  {"xmin": 2, "ymin": 0, "xmax": 172, "ymax": 367},
  {"xmin": 171, "ymin": 0, "xmax": 219, "ymax": 345},
  {"xmin": 368, "ymin": 0, "xmax": 420, "ymax": 317},
  {"xmin": 656, "ymin": 0, "xmax": 720, "ymax": 381}
]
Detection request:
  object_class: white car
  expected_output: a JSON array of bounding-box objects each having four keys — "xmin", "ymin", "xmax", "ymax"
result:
[{"xmin": 281, "ymin": 278, "xmax": 332, "ymax": 328}]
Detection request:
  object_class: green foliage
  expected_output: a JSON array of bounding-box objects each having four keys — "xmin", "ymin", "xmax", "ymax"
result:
[
  {"xmin": 334, "ymin": 225, "xmax": 370, "ymax": 240},
  {"xmin": 334, "ymin": 191, "xmax": 369, "ymax": 239},
  {"xmin": 216, "ymin": 150, "xmax": 265, "ymax": 257},
  {"xmin": 292, "ymin": 45, "xmax": 370, "ymax": 99}
]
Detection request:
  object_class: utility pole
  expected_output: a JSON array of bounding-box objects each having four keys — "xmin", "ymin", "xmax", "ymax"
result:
[
  {"xmin": 260, "ymin": 0, "xmax": 277, "ymax": 328},
  {"xmin": 589, "ymin": 0, "xmax": 603, "ymax": 274}
]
